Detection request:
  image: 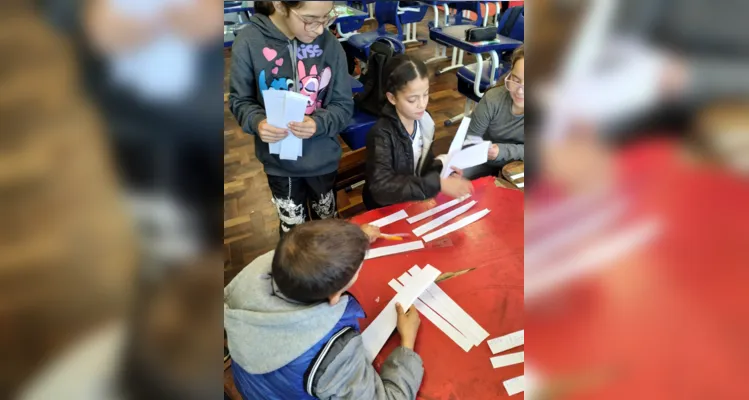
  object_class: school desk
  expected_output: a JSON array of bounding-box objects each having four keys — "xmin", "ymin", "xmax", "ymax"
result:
[
  {"xmin": 349, "ymin": 176, "xmax": 524, "ymax": 399},
  {"xmin": 430, "ymin": 23, "xmax": 522, "ymax": 80}
]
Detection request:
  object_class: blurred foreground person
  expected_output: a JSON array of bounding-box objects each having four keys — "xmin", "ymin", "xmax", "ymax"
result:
[
  {"xmin": 2, "ymin": 2, "xmax": 223, "ymax": 400},
  {"xmin": 0, "ymin": 4, "xmax": 135, "ymax": 398}
]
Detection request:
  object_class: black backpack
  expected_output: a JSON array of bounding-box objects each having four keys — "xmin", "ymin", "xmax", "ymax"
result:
[{"xmin": 354, "ymin": 39, "xmax": 396, "ymax": 116}]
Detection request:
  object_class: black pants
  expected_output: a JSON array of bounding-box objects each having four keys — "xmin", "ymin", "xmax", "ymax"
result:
[{"xmin": 267, "ymin": 172, "xmax": 338, "ymax": 236}]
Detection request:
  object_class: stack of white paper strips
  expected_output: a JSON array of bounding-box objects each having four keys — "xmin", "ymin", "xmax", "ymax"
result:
[
  {"xmin": 262, "ymin": 90, "xmax": 309, "ymax": 160},
  {"xmin": 362, "ymin": 199, "xmax": 491, "ymax": 260},
  {"xmin": 407, "ymin": 195, "xmax": 490, "ymax": 243},
  {"xmin": 487, "ymin": 329, "xmax": 525, "ymax": 396},
  {"xmin": 361, "ymin": 264, "xmax": 489, "ymax": 363}
]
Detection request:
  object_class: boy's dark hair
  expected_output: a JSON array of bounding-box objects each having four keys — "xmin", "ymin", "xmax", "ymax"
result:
[
  {"xmin": 383, "ymin": 54, "xmax": 428, "ymax": 96},
  {"xmin": 254, "ymin": 1, "xmax": 302, "ymax": 16},
  {"xmin": 272, "ymin": 219, "xmax": 370, "ymax": 303}
]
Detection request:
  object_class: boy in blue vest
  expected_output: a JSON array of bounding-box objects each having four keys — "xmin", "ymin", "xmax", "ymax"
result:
[{"xmin": 224, "ymin": 219, "xmax": 424, "ymax": 399}]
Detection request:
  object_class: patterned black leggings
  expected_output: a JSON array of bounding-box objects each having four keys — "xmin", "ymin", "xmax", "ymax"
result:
[{"xmin": 266, "ymin": 172, "xmax": 338, "ymax": 237}]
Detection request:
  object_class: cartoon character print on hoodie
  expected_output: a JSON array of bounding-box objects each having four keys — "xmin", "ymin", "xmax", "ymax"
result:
[
  {"xmin": 298, "ymin": 60, "xmax": 332, "ymax": 115},
  {"xmin": 257, "ymin": 45, "xmax": 332, "ymax": 115}
]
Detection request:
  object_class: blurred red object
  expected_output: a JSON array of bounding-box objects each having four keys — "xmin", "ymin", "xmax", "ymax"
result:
[{"xmin": 526, "ymin": 137, "xmax": 749, "ymax": 399}]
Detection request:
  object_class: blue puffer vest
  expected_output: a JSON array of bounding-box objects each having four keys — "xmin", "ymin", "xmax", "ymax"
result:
[{"xmin": 231, "ymin": 296, "xmax": 365, "ymax": 399}]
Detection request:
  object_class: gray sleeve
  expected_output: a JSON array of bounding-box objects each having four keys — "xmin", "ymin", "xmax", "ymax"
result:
[
  {"xmin": 228, "ymin": 33, "xmax": 266, "ymax": 136},
  {"xmin": 683, "ymin": 57, "xmax": 749, "ymax": 106},
  {"xmin": 313, "ymin": 333, "xmax": 424, "ymax": 400},
  {"xmin": 489, "ymin": 142, "xmax": 524, "ymax": 166},
  {"xmin": 311, "ymin": 39, "xmax": 354, "ymax": 138},
  {"xmin": 464, "ymin": 93, "xmax": 494, "ymax": 144}
]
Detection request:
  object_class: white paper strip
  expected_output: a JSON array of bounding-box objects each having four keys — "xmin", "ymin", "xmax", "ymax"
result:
[
  {"xmin": 369, "ymin": 209, "xmax": 409, "ymax": 228},
  {"xmin": 510, "ymin": 172, "xmax": 524, "ymax": 181},
  {"xmin": 503, "ymin": 375, "xmax": 525, "ymax": 396},
  {"xmin": 422, "ymin": 209, "xmax": 491, "ymax": 243},
  {"xmin": 364, "ymin": 241, "xmax": 425, "ymax": 260},
  {"xmin": 491, "ymin": 351, "xmax": 524, "ymax": 368},
  {"xmin": 441, "ymin": 141, "xmax": 490, "ymax": 178},
  {"xmin": 361, "ymin": 265, "xmax": 442, "ymax": 363},
  {"xmin": 487, "ymin": 330, "xmax": 524, "ymax": 354},
  {"xmin": 516, "ymin": 182, "xmax": 524, "ymax": 188},
  {"xmin": 403, "ymin": 266, "xmax": 490, "ymax": 346},
  {"xmin": 406, "ymin": 195, "xmax": 472, "ymax": 224},
  {"xmin": 447, "ymin": 117, "xmax": 472, "ymax": 155},
  {"xmin": 412, "ymin": 201, "xmax": 477, "ymax": 237},
  {"xmin": 388, "ymin": 279, "xmax": 473, "ymax": 352}
]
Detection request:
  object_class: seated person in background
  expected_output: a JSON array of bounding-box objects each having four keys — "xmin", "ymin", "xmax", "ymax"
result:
[
  {"xmin": 224, "ymin": 219, "xmax": 424, "ymax": 400},
  {"xmin": 462, "ymin": 45, "xmax": 525, "ymax": 179},
  {"xmin": 364, "ymin": 54, "xmax": 473, "ymax": 210}
]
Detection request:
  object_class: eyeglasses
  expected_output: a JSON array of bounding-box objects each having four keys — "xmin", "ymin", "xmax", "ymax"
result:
[
  {"xmin": 289, "ymin": 8, "xmax": 338, "ymax": 32},
  {"xmin": 505, "ymin": 74, "xmax": 524, "ymax": 92}
]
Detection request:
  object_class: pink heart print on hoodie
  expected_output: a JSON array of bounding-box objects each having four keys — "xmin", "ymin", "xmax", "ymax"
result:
[{"xmin": 259, "ymin": 44, "xmax": 332, "ymax": 115}]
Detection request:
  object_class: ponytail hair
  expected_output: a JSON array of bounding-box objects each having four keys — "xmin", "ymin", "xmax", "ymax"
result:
[{"xmin": 254, "ymin": 1, "xmax": 302, "ymax": 16}]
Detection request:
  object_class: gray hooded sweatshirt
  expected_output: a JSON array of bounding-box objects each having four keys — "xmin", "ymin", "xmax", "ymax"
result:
[
  {"xmin": 224, "ymin": 251, "xmax": 424, "ymax": 399},
  {"xmin": 229, "ymin": 14, "xmax": 354, "ymax": 178}
]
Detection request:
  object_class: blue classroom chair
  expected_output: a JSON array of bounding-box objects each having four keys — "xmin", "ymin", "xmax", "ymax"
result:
[
  {"xmin": 398, "ymin": 2, "xmax": 429, "ymax": 44},
  {"xmin": 342, "ymin": 1, "xmax": 406, "ymax": 62},
  {"xmin": 339, "ymin": 109, "xmax": 379, "ymax": 151}
]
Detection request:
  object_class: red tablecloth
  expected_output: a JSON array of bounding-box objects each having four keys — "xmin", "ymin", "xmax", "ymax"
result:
[{"xmin": 349, "ymin": 177, "xmax": 525, "ymax": 399}]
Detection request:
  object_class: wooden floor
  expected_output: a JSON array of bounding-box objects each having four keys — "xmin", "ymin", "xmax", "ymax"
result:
[{"xmin": 224, "ymin": 11, "xmax": 480, "ymax": 284}]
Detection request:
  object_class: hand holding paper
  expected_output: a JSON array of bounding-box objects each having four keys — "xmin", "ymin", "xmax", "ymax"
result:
[
  {"xmin": 440, "ymin": 116, "xmax": 492, "ymax": 178},
  {"xmin": 288, "ymin": 116, "xmax": 317, "ymax": 139},
  {"xmin": 488, "ymin": 143, "xmax": 499, "ymax": 161},
  {"xmin": 440, "ymin": 141, "xmax": 491, "ymax": 178},
  {"xmin": 395, "ymin": 303, "xmax": 420, "ymax": 349},
  {"xmin": 258, "ymin": 120, "xmax": 289, "ymax": 144},
  {"xmin": 261, "ymin": 89, "xmax": 309, "ymax": 160}
]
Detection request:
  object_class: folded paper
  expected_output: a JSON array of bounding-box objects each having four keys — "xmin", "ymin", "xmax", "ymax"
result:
[
  {"xmin": 261, "ymin": 89, "xmax": 309, "ymax": 160},
  {"xmin": 404, "ymin": 265, "xmax": 489, "ymax": 346},
  {"xmin": 388, "ymin": 279, "xmax": 473, "ymax": 352},
  {"xmin": 361, "ymin": 265, "xmax": 442, "ymax": 363},
  {"xmin": 440, "ymin": 141, "xmax": 491, "ymax": 178}
]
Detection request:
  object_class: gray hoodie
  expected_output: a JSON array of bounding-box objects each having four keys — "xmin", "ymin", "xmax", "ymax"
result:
[
  {"xmin": 229, "ymin": 14, "xmax": 354, "ymax": 178},
  {"xmin": 225, "ymin": 251, "xmax": 424, "ymax": 399},
  {"xmin": 464, "ymin": 87, "xmax": 524, "ymax": 166}
]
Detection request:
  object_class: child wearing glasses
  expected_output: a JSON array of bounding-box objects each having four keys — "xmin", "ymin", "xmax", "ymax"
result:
[
  {"xmin": 462, "ymin": 45, "xmax": 525, "ymax": 179},
  {"xmin": 229, "ymin": 1, "xmax": 354, "ymax": 236}
]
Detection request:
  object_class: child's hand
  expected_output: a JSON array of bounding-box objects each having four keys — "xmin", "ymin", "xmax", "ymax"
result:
[
  {"xmin": 395, "ymin": 303, "xmax": 420, "ymax": 350},
  {"xmin": 440, "ymin": 176, "xmax": 474, "ymax": 199},
  {"xmin": 488, "ymin": 144, "xmax": 500, "ymax": 160},
  {"xmin": 258, "ymin": 120, "xmax": 289, "ymax": 143},
  {"xmin": 288, "ymin": 116, "xmax": 317, "ymax": 139},
  {"xmin": 360, "ymin": 224, "xmax": 381, "ymax": 244}
]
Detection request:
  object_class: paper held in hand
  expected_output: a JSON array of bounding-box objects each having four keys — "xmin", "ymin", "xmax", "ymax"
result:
[
  {"xmin": 262, "ymin": 90, "xmax": 309, "ymax": 160},
  {"xmin": 440, "ymin": 117, "xmax": 490, "ymax": 178}
]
